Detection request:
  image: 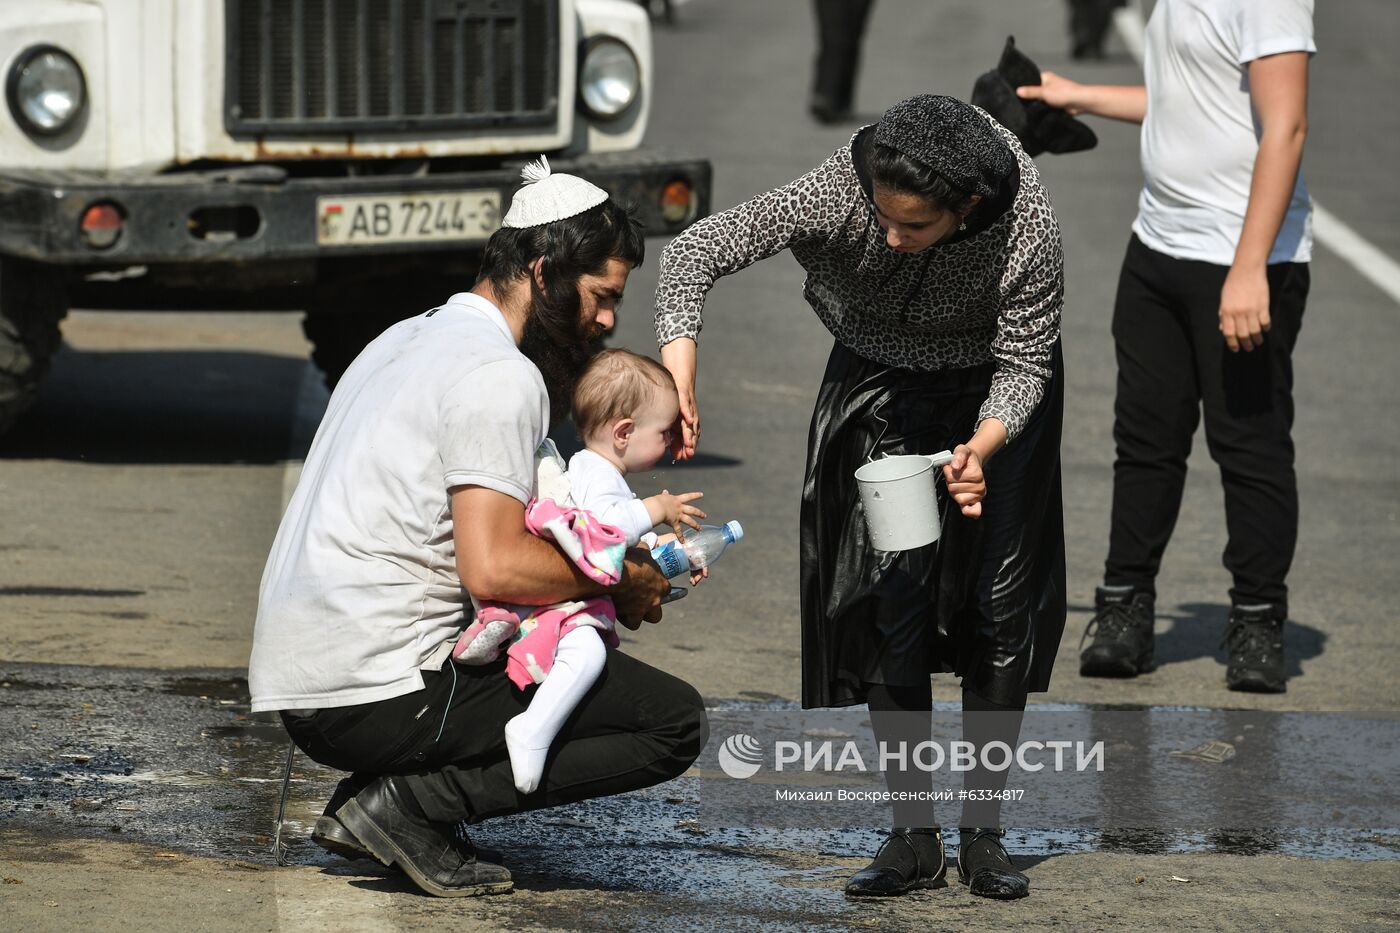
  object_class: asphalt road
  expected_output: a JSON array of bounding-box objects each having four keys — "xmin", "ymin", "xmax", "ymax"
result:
[{"xmin": 2, "ymin": 0, "xmax": 1398, "ymax": 930}]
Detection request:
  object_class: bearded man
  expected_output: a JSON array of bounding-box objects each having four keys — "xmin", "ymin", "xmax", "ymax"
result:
[{"xmin": 248, "ymin": 162, "xmax": 707, "ymax": 898}]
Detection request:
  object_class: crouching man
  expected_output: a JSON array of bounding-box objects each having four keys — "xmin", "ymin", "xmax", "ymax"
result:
[{"xmin": 248, "ymin": 164, "xmax": 708, "ymax": 898}]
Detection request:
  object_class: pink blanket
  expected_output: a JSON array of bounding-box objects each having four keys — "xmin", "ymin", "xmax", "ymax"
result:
[{"xmin": 452, "ymin": 498, "xmax": 625, "ymax": 690}]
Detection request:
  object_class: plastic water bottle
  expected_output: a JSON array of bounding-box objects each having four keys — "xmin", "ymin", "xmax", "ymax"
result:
[{"xmin": 650, "ymin": 521, "xmax": 744, "ymax": 579}]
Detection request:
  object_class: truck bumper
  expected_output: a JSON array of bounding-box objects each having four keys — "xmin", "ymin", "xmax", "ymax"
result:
[{"xmin": 0, "ymin": 151, "xmax": 710, "ymax": 266}]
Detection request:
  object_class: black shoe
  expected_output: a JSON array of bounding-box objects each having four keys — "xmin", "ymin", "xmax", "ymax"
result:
[
  {"xmin": 313, "ymin": 776, "xmax": 502, "ymax": 865},
  {"xmin": 338, "ymin": 776, "xmax": 513, "ymax": 898},
  {"xmin": 844, "ymin": 827, "xmax": 947, "ymax": 897},
  {"xmin": 957, "ymin": 827, "xmax": 1028, "ymax": 900},
  {"xmin": 1079, "ymin": 586, "xmax": 1155, "ymax": 676},
  {"xmin": 312, "ymin": 776, "xmax": 375, "ymax": 861},
  {"xmin": 808, "ymin": 92, "xmax": 853, "ymax": 125},
  {"xmin": 1222, "ymin": 604, "xmax": 1286, "ymax": 693}
]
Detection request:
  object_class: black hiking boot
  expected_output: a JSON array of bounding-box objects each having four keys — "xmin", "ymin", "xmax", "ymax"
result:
[
  {"xmin": 1223, "ymin": 604, "xmax": 1287, "ymax": 693},
  {"xmin": 1079, "ymin": 586, "xmax": 1155, "ymax": 677}
]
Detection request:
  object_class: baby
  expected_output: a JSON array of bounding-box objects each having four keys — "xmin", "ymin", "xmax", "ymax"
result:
[
  {"xmin": 566, "ymin": 348, "xmax": 706, "ymax": 551},
  {"xmin": 453, "ymin": 349, "xmax": 704, "ymax": 795}
]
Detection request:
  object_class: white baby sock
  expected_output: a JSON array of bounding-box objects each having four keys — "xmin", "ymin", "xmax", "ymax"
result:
[{"xmin": 505, "ymin": 625, "xmax": 607, "ymax": 794}]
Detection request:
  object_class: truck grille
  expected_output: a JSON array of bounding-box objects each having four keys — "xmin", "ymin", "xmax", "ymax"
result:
[{"xmin": 225, "ymin": 0, "xmax": 559, "ymax": 136}]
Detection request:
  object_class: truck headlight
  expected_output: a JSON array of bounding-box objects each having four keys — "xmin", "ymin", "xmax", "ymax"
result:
[
  {"xmin": 578, "ymin": 37, "xmax": 639, "ymax": 121},
  {"xmin": 7, "ymin": 45, "xmax": 87, "ymax": 137}
]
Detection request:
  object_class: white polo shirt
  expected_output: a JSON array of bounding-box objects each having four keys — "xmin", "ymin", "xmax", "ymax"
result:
[
  {"xmin": 248, "ymin": 293, "xmax": 549, "ymax": 713},
  {"xmin": 1133, "ymin": 0, "xmax": 1316, "ymax": 265}
]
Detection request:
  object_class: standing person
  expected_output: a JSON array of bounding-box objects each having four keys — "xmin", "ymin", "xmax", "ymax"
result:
[
  {"xmin": 1019, "ymin": 0, "xmax": 1314, "ymax": 693},
  {"xmin": 654, "ymin": 94, "xmax": 1066, "ymax": 901},
  {"xmin": 810, "ymin": 0, "xmax": 876, "ymax": 123},
  {"xmin": 248, "ymin": 160, "xmax": 708, "ymax": 899},
  {"xmin": 1066, "ymin": 0, "xmax": 1127, "ymax": 61}
]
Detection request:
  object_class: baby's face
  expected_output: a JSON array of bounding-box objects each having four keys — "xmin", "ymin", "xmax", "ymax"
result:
[{"xmin": 620, "ymin": 388, "xmax": 680, "ymax": 472}]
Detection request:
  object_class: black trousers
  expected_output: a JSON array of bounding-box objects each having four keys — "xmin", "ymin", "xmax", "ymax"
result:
[
  {"xmin": 1104, "ymin": 235, "xmax": 1309, "ymax": 611},
  {"xmin": 281, "ymin": 651, "xmax": 708, "ymax": 824},
  {"xmin": 811, "ymin": 0, "xmax": 875, "ymax": 114},
  {"xmin": 1067, "ymin": 0, "xmax": 1125, "ymax": 58}
]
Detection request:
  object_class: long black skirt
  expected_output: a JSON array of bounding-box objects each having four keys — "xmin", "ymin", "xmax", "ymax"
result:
[{"xmin": 799, "ymin": 341, "xmax": 1066, "ymax": 709}]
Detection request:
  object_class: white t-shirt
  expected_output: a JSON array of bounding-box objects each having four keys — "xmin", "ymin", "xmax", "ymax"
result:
[
  {"xmin": 248, "ymin": 293, "xmax": 550, "ymax": 713},
  {"xmin": 1133, "ymin": 0, "xmax": 1315, "ymax": 265},
  {"xmin": 567, "ymin": 448, "xmax": 655, "ymax": 547}
]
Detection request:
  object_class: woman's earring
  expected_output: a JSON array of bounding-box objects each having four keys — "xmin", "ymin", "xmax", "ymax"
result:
[{"xmin": 958, "ymin": 219, "xmax": 968, "ymax": 231}]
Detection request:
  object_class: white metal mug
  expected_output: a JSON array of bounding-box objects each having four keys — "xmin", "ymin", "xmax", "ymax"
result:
[{"xmin": 854, "ymin": 450, "xmax": 955, "ymax": 551}]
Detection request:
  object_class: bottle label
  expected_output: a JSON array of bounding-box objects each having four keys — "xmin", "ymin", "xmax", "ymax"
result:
[{"xmin": 652, "ymin": 542, "xmax": 689, "ymax": 579}]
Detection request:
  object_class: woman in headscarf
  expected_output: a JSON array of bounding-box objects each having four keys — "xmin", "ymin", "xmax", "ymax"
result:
[{"xmin": 654, "ymin": 94, "xmax": 1065, "ymax": 901}]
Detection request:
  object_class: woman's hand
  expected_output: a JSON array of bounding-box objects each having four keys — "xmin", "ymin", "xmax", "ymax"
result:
[
  {"xmin": 943, "ymin": 444, "xmax": 987, "ymax": 519},
  {"xmin": 661, "ymin": 337, "xmax": 700, "ymax": 459},
  {"xmin": 1219, "ymin": 264, "xmax": 1271, "ymax": 352}
]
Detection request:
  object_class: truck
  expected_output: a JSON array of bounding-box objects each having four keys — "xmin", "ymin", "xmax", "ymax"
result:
[{"xmin": 0, "ymin": 0, "xmax": 710, "ymax": 433}]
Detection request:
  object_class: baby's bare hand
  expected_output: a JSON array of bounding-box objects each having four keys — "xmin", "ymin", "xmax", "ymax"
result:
[{"xmin": 659, "ymin": 489, "xmax": 706, "ymax": 535}]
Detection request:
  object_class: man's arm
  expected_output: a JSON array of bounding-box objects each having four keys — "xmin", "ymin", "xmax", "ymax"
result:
[
  {"xmin": 1219, "ymin": 51, "xmax": 1310, "ymax": 352},
  {"xmin": 1016, "ymin": 72, "xmax": 1147, "ymax": 125},
  {"xmin": 452, "ymin": 485, "xmax": 670, "ymax": 627}
]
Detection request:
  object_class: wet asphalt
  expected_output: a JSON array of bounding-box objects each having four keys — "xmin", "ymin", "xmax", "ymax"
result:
[{"xmin": 3, "ymin": 664, "xmax": 1395, "ymax": 875}]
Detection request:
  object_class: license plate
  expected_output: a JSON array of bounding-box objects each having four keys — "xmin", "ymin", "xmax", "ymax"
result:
[{"xmin": 316, "ymin": 190, "xmax": 502, "ymax": 246}]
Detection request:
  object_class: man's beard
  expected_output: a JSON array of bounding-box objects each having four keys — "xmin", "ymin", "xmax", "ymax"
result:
[{"xmin": 518, "ymin": 309, "xmax": 606, "ymax": 425}]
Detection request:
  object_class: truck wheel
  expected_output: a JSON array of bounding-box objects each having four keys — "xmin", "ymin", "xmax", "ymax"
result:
[
  {"xmin": 0, "ymin": 259, "xmax": 68, "ymax": 435},
  {"xmin": 301, "ymin": 308, "xmax": 414, "ymax": 391}
]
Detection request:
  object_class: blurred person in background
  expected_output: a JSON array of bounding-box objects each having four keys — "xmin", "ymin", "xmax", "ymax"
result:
[
  {"xmin": 1067, "ymin": 0, "xmax": 1128, "ymax": 60},
  {"xmin": 810, "ymin": 0, "xmax": 876, "ymax": 123}
]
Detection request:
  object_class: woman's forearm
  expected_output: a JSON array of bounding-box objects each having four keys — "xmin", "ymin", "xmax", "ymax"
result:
[{"xmin": 968, "ymin": 418, "xmax": 1008, "ymax": 463}]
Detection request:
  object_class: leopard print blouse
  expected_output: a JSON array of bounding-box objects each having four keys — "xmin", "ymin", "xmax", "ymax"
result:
[{"xmin": 652, "ymin": 112, "xmax": 1063, "ymax": 442}]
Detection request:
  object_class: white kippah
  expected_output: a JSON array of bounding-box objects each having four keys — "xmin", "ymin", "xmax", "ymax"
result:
[{"xmin": 500, "ymin": 155, "xmax": 610, "ymax": 228}]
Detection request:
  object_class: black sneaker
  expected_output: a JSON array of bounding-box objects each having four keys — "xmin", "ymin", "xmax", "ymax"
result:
[
  {"xmin": 844, "ymin": 827, "xmax": 947, "ymax": 897},
  {"xmin": 957, "ymin": 827, "xmax": 1028, "ymax": 900},
  {"xmin": 1079, "ymin": 586, "xmax": 1155, "ymax": 677},
  {"xmin": 1222, "ymin": 605, "xmax": 1286, "ymax": 693}
]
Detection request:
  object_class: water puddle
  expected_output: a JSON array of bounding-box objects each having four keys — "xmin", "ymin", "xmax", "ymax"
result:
[{"xmin": 1, "ymin": 663, "xmax": 1395, "ymax": 906}]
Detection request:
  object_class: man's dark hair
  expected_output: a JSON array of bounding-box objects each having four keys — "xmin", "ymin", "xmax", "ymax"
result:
[
  {"xmin": 476, "ymin": 200, "xmax": 645, "ymax": 422},
  {"xmin": 863, "ymin": 142, "xmax": 978, "ymax": 214}
]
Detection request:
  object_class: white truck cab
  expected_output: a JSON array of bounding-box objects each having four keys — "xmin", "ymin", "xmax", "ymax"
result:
[{"xmin": 0, "ymin": 0, "xmax": 710, "ymax": 431}]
